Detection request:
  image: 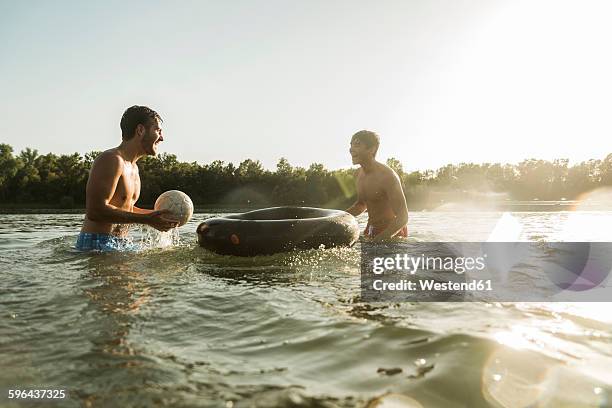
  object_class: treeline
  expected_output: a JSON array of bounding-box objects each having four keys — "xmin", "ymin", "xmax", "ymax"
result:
[{"xmin": 0, "ymin": 143, "xmax": 611, "ymax": 209}]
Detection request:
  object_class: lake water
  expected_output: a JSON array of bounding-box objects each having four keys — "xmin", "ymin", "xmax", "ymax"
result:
[{"xmin": 1, "ymin": 211, "xmax": 611, "ymax": 407}]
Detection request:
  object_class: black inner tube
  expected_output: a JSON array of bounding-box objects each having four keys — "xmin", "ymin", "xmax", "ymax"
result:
[
  {"xmin": 197, "ymin": 206, "xmax": 360, "ymax": 256},
  {"xmin": 224, "ymin": 207, "xmax": 336, "ymax": 221}
]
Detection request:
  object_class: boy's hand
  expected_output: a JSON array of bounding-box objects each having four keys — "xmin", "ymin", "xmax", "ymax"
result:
[{"xmin": 146, "ymin": 210, "xmax": 179, "ymax": 231}]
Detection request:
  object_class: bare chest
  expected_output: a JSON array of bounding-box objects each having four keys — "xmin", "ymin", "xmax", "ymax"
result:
[
  {"xmin": 358, "ymin": 174, "xmax": 387, "ymax": 203},
  {"xmin": 112, "ymin": 164, "xmax": 140, "ymax": 207}
]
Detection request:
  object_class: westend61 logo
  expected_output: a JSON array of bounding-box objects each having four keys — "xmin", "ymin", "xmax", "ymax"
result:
[{"xmin": 361, "ymin": 242, "xmax": 612, "ymax": 302}]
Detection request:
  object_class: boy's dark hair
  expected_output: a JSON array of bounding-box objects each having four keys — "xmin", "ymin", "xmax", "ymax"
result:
[
  {"xmin": 120, "ymin": 105, "xmax": 162, "ymax": 140},
  {"xmin": 352, "ymin": 130, "xmax": 380, "ymax": 155}
]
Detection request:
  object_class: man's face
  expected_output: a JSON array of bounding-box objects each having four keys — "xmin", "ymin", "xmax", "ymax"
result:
[
  {"xmin": 141, "ymin": 118, "xmax": 164, "ymax": 156},
  {"xmin": 349, "ymin": 137, "xmax": 374, "ymax": 165}
]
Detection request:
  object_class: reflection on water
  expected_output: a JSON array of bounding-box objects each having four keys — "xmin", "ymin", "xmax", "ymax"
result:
[{"xmin": 0, "ymin": 211, "xmax": 611, "ymax": 407}]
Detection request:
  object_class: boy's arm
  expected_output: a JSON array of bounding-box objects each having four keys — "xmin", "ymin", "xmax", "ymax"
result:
[
  {"xmin": 346, "ymin": 171, "xmax": 367, "ymax": 216},
  {"xmin": 132, "ymin": 206, "xmax": 154, "ymax": 215},
  {"xmin": 346, "ymin": 199, "xmax": 367, "ymax": 216}
]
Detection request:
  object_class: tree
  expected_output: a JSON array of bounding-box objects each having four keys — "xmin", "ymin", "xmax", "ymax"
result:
[
  {"xmin": 386, "ymin": 157, "xmax": 404, "ymax": 176},
  {"xmin": 0, "ymin": 143, "xmax": 611, "ymax": 209},
  {"xmin": 0, "ymin": 144, "xmax": 20, "ymax": 200}
]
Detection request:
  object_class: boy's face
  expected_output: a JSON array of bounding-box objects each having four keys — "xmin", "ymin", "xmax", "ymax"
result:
[
  {"xmin": 140, "ymin": 118, "xmax": 164, "ymax": 156},
  {"xmin": 349, "ymin": 137, "xmax": 374, "ymax": 165}
]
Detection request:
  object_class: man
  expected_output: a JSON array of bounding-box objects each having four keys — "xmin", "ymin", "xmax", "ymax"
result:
[
  {"xmin": 76, "ymin": 105, "xmax": 178, "ymax": 251},
  {"xmin": 346, "ymin": 130, "xmax": 408, "ymax": 241}
]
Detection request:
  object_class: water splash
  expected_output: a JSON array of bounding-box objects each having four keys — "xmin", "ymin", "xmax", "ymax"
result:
[{"xmin": 137, "ymin": 225, "xmax": 182, "ymax": 250}]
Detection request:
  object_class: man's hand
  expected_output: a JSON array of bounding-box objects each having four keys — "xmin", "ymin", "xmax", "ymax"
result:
[{"xmin": 145, "ymin": 210, "xmax": 179, "ymax": 232}]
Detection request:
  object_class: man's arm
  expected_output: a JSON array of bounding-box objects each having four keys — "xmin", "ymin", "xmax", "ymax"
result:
[
  {"xmin": 85, "ymin": 153, "xmax": 176, "ymax": 231},
  {"xmin": 132, "ymin": 206, "xmax": 154, "ymax": 215},
  {"xmin": 373, "ymin": 173, "xmax": 408, "ymax": 241},
  {"xmin": 346, "ymin": 199, "xmax": 367, "ymax": 216},
  {"xmin": 346, "ymin": 171, "xmax": 366, "ymax": 216}
]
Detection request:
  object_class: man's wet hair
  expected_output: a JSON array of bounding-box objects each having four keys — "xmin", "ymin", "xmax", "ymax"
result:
[
  {"xmin": 352, "ymin": 130, "xmax": 380, "ymax": 155},
  {"xmin": 120, "ymin": 105, "xmax": 162, "ymax": 140}
]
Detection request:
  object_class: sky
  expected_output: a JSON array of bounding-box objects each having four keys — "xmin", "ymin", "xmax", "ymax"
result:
[{"xmin": 1, "ymin": 0, "xmax": 611, "ymax": 171}]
